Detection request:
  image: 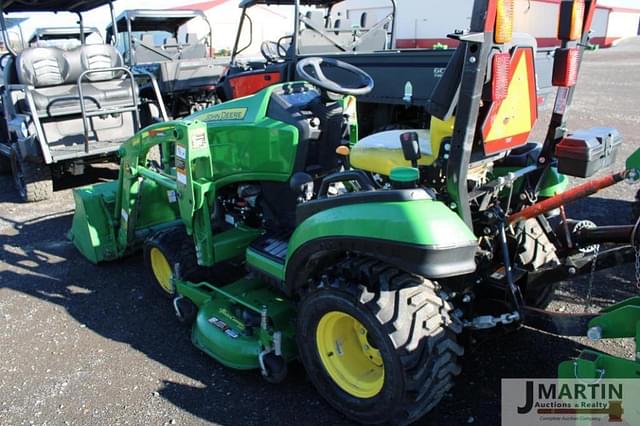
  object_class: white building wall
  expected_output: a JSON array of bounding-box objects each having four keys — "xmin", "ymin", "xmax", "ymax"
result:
[
  {"xmin": 606, "ymin": 11, "xmax": 640, "ymax": 39},
  {"xmin": 591, "ymin": 8, "xmax": 611, "ymax": 41}
]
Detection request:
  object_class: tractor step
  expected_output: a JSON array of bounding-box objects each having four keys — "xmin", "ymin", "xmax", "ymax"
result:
[{"xmin": 248, "ymin": 232, "xmax": 291, "ymax": 264}]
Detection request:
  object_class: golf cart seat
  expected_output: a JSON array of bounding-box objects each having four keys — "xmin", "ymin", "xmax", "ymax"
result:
[
  {"xmin": 182, "ymin": 33, "xmax": 207, "ymax": 59},
  {"xmin": 354, "ymin": 28, "xmax": 387, "ymax": 52},
  {"xmin": 163, "ymin": 37, "xmax": 180, "ymax": 58},
  {"xmin": 134, "ymin": 34, "xmax": 165, "ymax": 63},
  {"xmin": 16, "ymin": 44, "xmax": 136, "ymax": 117}
]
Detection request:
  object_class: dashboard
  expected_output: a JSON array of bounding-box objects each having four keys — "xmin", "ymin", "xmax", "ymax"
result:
[{"xmin": 272, "ymin": 83, "xmax": 320, "ymax": 109}]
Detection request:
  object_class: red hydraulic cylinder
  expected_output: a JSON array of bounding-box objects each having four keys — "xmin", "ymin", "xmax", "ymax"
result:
[{"xmin": 508, "ymin": 171, "xmax": 625, "ymax": 225}]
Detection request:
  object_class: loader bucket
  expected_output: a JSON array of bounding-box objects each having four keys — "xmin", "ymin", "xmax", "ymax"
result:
[{"xmin": 68, "ymin": 181, "xmax": 119, "ymax": 264}]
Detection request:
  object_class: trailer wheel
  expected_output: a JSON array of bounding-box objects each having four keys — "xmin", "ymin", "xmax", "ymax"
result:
[
  {"xmin": 10, "ymin": 146, "xmax": 53, "ymax": 202},
  {"xmin": 296, "ymin": 258, "xmax": 463, "ymax": 424}
]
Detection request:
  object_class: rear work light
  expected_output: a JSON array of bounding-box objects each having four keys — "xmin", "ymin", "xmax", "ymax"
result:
[
  {"xmin": 558, "ymin": 0, "xmax": 585, "ymax": 41},
  {"xmin": 491, "ymin": 52, "xmax": 511, "ymax": 101},
  {"xmin": 495, "ymin": 0, "xmax": 514, "ymax": 44},
  {"xmin": 553, "ymin": 47, "xmax": 580, "ymax": 87}
]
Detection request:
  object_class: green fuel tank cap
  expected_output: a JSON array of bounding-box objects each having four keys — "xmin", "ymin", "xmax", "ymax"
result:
[{"xmin": 390, "ymin": 167, "xmax": 419, "ymax": 188}]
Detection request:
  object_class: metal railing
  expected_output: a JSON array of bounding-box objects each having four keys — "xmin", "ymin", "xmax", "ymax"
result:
[{"xmin": 77, "ymin": 66, "xmax": 140, "ymax": 154}]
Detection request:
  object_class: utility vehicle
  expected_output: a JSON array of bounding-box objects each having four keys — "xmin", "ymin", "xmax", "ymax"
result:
[
  {"xmin": 0, "ymin": 0, "xmax": 163, "ymax": 202},
  {"xmin": 69, "ymin": 0, "xmax": 640, "ymax": 423},
  {"xmin": 217, "ymin": 0, "xmax": 556, "ymax": 137},
  {"xmin": 106, "ymin": 9, "xmax": 228, "ymax": 120}
]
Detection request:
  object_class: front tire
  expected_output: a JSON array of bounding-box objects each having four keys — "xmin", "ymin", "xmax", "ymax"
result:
[
  {"xmin": 144, "ymin": 228, "xmax": 211, "ymax": 299},
  {"xmin": 144, "ymin": 228, "xmax": 187, "ymax": 298},
  {"xmin": 10, "ymin": 146, "xmax": 53, "ymax": 202},
  {"xmin": 296, "ymin": 258, "xmax": 463, "ymax": 424}
]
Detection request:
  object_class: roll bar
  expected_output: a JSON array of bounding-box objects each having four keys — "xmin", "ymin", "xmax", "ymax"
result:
[{"xmin": 0, "ymin": 0, "xmax": 117, "ymax": 55}]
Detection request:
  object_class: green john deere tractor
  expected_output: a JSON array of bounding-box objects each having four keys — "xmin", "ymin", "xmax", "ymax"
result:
[
  {"xmin": 69, "ymin": 0, "xmax": 640, "ymax": 423},
  {"xmin": 70, "ymin": 55, "xmax": 477, "ymax": 423}
]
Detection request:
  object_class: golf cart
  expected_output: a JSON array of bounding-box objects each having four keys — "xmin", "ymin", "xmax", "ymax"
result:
[
  {"xmin": 0, "ymin": 0, "xmax": 147, "ymax": 202},
  {"xmin": 106, "ymin": 9, "xmax": 227, "ymax": 119},
  {"xmin": 28, "ymin": 26, "xmax": 103, "ymax": 49},
  {"xmin": 217, "ymin": 0, "xmax": 556, "ymax": 138},
  {"xmin": 68, "ymin": 0, "xmax": 640, "ymax": 423}
]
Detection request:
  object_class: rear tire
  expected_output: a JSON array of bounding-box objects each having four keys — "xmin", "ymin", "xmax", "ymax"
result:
[
  {"xmin": 10, "ymin": 146, "xmax": 53, "ymax": 202},
  {"xmin": 296, "ymin": 258, "xmax": 463, "ymax": 425}
]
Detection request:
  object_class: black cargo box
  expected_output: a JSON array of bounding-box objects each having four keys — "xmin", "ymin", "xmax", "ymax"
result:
[{"xmin": 555, "ymin": 127, "xmax": 622, "ymax": 178}]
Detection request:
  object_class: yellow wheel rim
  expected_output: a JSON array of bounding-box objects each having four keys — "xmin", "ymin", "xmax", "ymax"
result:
[
  {"xmin": 149, "ymin": 247, "xmax": 174, "ymax": 294},
  {"xmin": 316, "ymin": 311, "xmax": 384, "ymax": 398}
]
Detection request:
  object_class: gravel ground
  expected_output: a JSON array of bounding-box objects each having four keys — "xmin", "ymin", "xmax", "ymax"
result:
[{"xmin": 1, "ymin": 38, "xmax": 639, "ymax": 426}]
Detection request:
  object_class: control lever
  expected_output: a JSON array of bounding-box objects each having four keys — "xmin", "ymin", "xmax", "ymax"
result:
[{"xmin": 400, "ymin": 132, "xmax": 421, "ymax": 168}]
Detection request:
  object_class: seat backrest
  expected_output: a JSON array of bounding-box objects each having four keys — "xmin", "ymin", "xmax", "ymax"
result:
[
  {"xmin": 164, "ymin": 37, "xmax": 179, "ymax": 47},
  {"xmin": 181, "ymin": 33, "xmax": 207, "ymax": 59},
  {"xmin": 298, "ymin": 30, "xmax": 344, "ymax": 54},
  {"xmin": 136, "ymin": 34, "xmax": 166, "ymax": 63},
  {"xmin": 16, "ymin": 47, "xmax": 69, "ymax": 87},
  {"xmin": 185, "ymin": 33, "xmax": 198, "ymax": 45},
  {"xmin": 78, "ymin": 44, "xmax": 123, "ymax": 81},
  {"xmin": 354, "ymin": 28, "xmax": 387, "ymax": 52},
  {"xmin": 16, "ymin": 44, "xmax": 123, "ymax": 88},
  {"xmin": 163, "ymin": 37, "xmax": 180, "ymax": 58},
  {"xmin": 140, "ymin": 34, "xmax": 156, "ymax": 46}
]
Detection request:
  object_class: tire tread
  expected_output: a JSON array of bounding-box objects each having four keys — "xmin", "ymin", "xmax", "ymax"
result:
[{"xmin": 318, "ymin": 256, "xmax": 463, "ymax": 424}]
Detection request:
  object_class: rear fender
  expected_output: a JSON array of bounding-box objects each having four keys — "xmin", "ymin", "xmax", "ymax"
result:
[{"xmin": 284, "ymin": 199, "xmax": 477, "ymax": 295}]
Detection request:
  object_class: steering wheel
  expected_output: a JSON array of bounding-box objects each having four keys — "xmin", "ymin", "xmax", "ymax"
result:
[
  {"xmin": 260, "ymin": 40, "xmax": 287, "ymax": 62},
  {"xmin": 296, "ymin": 57, "xmax": 374, "ymax": 96}
]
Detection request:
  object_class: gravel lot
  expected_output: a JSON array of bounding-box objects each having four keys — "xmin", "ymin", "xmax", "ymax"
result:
[{"xmin": 1, "ymin": 38, "xmax": 639, "ymax": 426}]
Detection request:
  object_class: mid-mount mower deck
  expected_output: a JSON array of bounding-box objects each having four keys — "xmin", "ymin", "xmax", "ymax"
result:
[{"xmin": 68, "ymin": 0, "xmax": 640, "ymax": 423}]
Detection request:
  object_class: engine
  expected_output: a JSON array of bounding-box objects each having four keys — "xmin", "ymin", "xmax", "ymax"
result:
[{"xmin": 217, "ymin": 184, "xmax": 263, "ymax": 228}]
